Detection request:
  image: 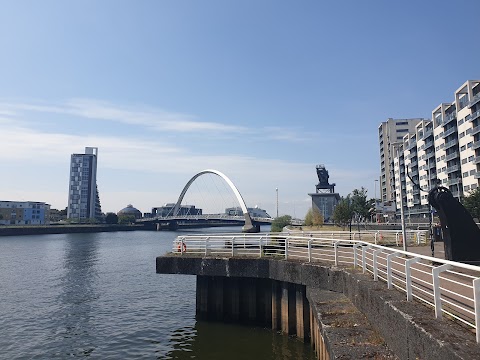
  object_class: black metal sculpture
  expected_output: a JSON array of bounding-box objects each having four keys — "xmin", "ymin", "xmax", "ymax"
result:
[
  {"xmin": 428, "ymin": 186, "xmax": 480, "ymax": 263},
  {"xmin": 315, "ymin": 164, "xmax": 335, "ymax": 194}
]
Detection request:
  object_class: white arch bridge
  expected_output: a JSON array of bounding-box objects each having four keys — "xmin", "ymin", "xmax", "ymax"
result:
[{"xmin": 137, "ymin": 169, "xmax": 273, "ymax": 233}]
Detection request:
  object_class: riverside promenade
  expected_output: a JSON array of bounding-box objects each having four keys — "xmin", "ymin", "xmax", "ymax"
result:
[{"xmin": 157, "ymin": 232, "xmax": 480, "ymax": 360}]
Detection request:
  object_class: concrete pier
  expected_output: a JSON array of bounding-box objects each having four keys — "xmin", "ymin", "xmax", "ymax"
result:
[{"xmin": 157, "ymin": 256, "xmax": 480, "ymax": 360}]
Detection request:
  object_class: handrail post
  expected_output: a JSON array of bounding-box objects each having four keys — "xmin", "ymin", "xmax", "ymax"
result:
[
  {"xmin": 362, "ymin": 245, "xmax": 371, "ymax": 273},
  {"xmin": 231, "ymin": 237, "xmax": 235, "ymax": 257},
  {"xmin": 285, "ymin": 237, "xmax": 289, "ymax": 260},
  {"xmin": 205, "ymin": 237, "xmax": 209, "ymax": 256},
  {"xmin": 353, "ymin": 244, "xmax": 362, "ymax": 268},
  {"xmin": 405, "ymin": 257, "xmax": 421, "ymax": 301},
  {"xmin": 395, "ymin": 232, "xmax": 399, "ymax": 246},
  {"xmin": 373, "ymin": 249, "xmax": 382, "ymax": 281},
  {"xmin": 386, "ymin": 252, "xmax": 399, "ymax": 289},
  {"xmin": 259, "ymin": 236, "xmax": 263, "ymax": 258},
  {"xmin": 308, "ymin": 239, "xmax": 312, "ymax": 262},
  {"xmin": 374, "ymin": 232, "xmax": 378, "ymax": 245},
  {"xmin": 432, "ymin": 264, "xmax": 451, "ymax": 319},
  {"xmin": 474, "ymin": 278, "xmax": 480, "ymax": 344},
  {"xmin": 334, "ymin": 241, "xmax": 340, "ymax": 266}
]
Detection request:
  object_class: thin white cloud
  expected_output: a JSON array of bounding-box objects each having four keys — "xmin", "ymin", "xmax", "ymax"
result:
[
  {"xmin": 263, "ymin": 126, "xmax": 313, "ymax": 142},
  {"xmin": 0, "ymin": 99, "xmax": 248, "ymax": 134},
  {"xmin": 0, "ymin": 98, "xmax": 320, "ymax": 142}
]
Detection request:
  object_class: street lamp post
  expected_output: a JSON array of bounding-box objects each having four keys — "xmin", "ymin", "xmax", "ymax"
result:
[
  {"xmin": 276, "ymin": 188, "xmax": 279, "ymax": 218},
  {"xmin": 374, "ymin": 179, "xmax": 379, "ymax": 223},
  {"xmin": 395, "ymin": 146, "xmax": 407, "ymax": 252}
]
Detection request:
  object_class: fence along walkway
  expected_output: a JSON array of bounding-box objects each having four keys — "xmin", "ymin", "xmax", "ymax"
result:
[{"xmin": 172, "ymin": 232, "xmax": 480, "ymax": 343}]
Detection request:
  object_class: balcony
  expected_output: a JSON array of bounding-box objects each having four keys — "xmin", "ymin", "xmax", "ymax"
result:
[
  {"xmin": 475, "ymin": 172, "xmax": 480, "ymax": 179},
  {"xmin": 426, "ymin": 151, "xmax": 435, "ymax": 160},
  {"xmin": 445, "ymin": 151, "xmax": 459, "ymax": 161},
  {"xmin": 447, "ymin": 178, "xmax": 462, "ymax": 186},
  {"xmin": 444, "ymin": 112, "xmax": 457, "ymax": 125},
  {"xmin": 471, "ymin": 109, "xmax": 480, "ymax": 122},
  {"xmin": 406, "ymin": 140, "xmax": 417, "ymax": 151},
  {"xmin": 474, "ymin": 156, "xmax": 480, "ymax": 164},
  {"xmin": 442, "ymin": 126, "xmax": 457, "ymax": 138},
  {"xmin": 450, "ymin": 190, "xmax": 461, "ymax": 198},
  {"xmin": 446, "ymin": 164, "xmax": 460, "ymax": 173},
  {"xmin": 424, "ymin": 140, "xmax": 434, "ymax": 148},
  {"xmin": 473, "ymin": 141, "xmax": 480, "ymax": 150},
  {"xmin": 444, "ymin": 138, "xmax": 459, "ymax": 150},
  {"xmin": 421, "ymin": 129, "xmax": 433, "ymax": 140},
  {"xmin": 468, "ymin": 93, "xmax": 480, "ymax": 108},
  {"xmin": 472, "ymin": 125, "xmax": 480, "ymax": 136}
]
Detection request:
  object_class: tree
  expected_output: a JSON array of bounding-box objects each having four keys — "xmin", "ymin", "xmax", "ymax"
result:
[
  {"xmin": 351, "ymin": 187, "xmax": 369, "ymax": 222},
  {"xmin": 462, "ymin": 188, "xmax": 480, "ymax": 220},
  {"xmin": 105, "ymin": 212, "xmax": 119, "ymax": 224},
  {"xmin": 304, "ymin": 209, "xmax": 313, "ymax": 226},
  {"xmin": 271, "ymin": 215, "xmax": 292, "ymax": 232},
  {"xmin": 332, "ymin": 196, "xmax": 353, "ymax": 230},
  {"xmin": 118, "ymin": 214, "xmax": 136, "ymax": 224},
  {"xmin": 304, "ymin": 208, "xmax": 324, "ymax": 226}
]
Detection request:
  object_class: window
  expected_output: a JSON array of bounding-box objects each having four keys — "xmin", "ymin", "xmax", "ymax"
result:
[
  {"xmin": 465, "ymin": 185, "xmax": 471, "ymax": 191},
  {"xmin": 473, "ymin": 184, "xmax": 478, "ymax": 190},
  {"xmin": 459, "ymin": 118, "xmax": 465, "ymax": 125},
  {"xmin": 397, "ymin": 129, "xmax": 408, "ymax": 133},
  {"xmin": 461, "ymin": 145, "xmax": 467, "ymax": 151},
  {"xmin": 468, "ymin": 141, "xmax": 473, "ymax": 148},
  {"xmin": 459, "ymin": 132, "xmax": 466, "ymax": 138},
  {"xmin": 469, "ymin": 155, "xmax": 474, "ymax": 162},
  {"xmin": 441, "ymin": 155, "xmax": 445, "ymax": 160},
  {"xmin": 462, "ymin": 158, "xmax": 468, "ymax": 164},
  {"xmin": 396, "ymin": 121, "xmax": 408, "ymax": 125},
  {"xmin": 470, "ymin": 169, "xmax": 476, "ymax": 176},
  {"xmin": 463, "ymin": 172, "xmax": 469, "ymax": 178},
  {"xmin": 466, "ymin": 128, "xmax": 472, "ymax": 135}
]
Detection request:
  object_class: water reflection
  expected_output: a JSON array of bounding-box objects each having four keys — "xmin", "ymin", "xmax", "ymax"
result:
[
  {"xmin": 54, "ymin": 233, "xmax": 100, "ymax": 356},
  {"xmin": 164, "ymin": 321, "xmax": 315, "ymax": 360}
]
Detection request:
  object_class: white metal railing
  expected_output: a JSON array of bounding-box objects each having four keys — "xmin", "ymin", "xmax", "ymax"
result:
[
  {"xmin": 172, "ymin": 232, "xmax": 480, "ymax": 343},
  {"xmin": 283, "ymin": 229, "xmax": 428, "ymax": 246}
]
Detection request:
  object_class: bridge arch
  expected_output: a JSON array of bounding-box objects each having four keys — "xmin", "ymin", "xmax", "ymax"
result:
[
  {"xmin": 173, "ymin": 169, "xmax": 249, "ymax": 216},
  {"xmin": 170, "ymin": 169, "xmax": 259, "ymax": 232}
]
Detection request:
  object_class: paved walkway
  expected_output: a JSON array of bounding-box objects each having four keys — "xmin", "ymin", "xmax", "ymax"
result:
[{"xmin": 401, "ymin": 241, "xmax": 444, "ymax": 259}]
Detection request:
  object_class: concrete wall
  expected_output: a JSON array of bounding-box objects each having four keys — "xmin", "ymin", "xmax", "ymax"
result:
[{"xmin": 156, "ymin": 256, "xmax": 480, "ymax": 360}]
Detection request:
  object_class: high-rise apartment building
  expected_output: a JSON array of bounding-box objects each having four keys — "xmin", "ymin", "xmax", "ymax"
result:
[
  {"xmin": 383, "ymin": 80, "xmax": 480, "ymax": 219},
  {"xmin": 378, "ymin": 118, "xmax": 427, "ymax": 204},
  {"xmin": 67, "ymin": 147, "xmax": 102, "ymax": 221}
]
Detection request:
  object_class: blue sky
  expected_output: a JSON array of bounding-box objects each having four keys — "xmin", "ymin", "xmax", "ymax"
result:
[{"xmin": 1, "ymin": 1, "xmax": 479, "ymax": 218}]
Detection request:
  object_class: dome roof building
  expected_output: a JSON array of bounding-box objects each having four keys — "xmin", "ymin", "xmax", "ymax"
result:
[{"xmin": 118, "ymin": 204, "xmax": 142, "ymax": 219}]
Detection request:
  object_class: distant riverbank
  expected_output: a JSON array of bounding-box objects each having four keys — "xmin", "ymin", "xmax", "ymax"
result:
[{"xmin": 0, "ymin": 224, "xmax": 146, "ymax": 236}]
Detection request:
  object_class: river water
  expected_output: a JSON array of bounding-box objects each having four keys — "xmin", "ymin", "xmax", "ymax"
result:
[{"xmin": 0, "ymin": 227, "xmax": 315, "ymax": 359}]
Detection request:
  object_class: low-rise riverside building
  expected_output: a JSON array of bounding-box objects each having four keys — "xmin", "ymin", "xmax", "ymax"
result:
[{"xmin": 0, "ymin": 201, "xmax": 50, "ymax": 225}]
